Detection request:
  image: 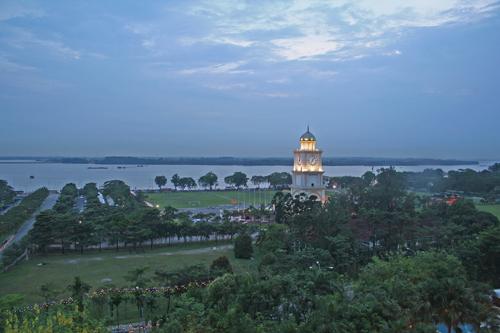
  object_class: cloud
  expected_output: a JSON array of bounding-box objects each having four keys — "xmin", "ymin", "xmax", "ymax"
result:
[
  {"xmin": 204, "ymin": 82, "xmax": 247, "ymax": 90},
  {"xmin": 0, "ymin": 55, "xmax": 36, "ymax": 72},
  {"xmin": 383, "ymin": 49, "xmax": 402, "ymax": 56},
  {"xmin": 0, "ymin": 2, "xmax": 44, "ymax": 21},
  {"xmin": 34, "ymin": 38, "xmax": 81, "ymax": 60},
  {"xmin": 260, "ymin": 92, "xmax": 292, "ymax": 98},
  {"xmin": 187, "ymin": 0, "xmax": 498, "ymax": 61},
  {"xmin": 1, "ymin": 27, "xmax": 108, "ymax": 61},
  {"xmin": 178, "ymin": 61, "xmax": 253, "ymax": 75},
  {"xmin": 271, "ymin": 35, "xmax": 342, "ymax": 60}
]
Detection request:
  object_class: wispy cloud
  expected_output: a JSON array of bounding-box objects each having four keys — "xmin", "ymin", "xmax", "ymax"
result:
[
  {"xmin": 1, "ymin": 27, "xmax": 108, "ymax": 61},
  {"xmin": 204, "ymin": 82, "xmax": 247, "ymax": 90},
  {"xmin": 0, "ymin": 2, "xmax": 44, "ymax": 21},
  {"xmin": 178, "ymin": 61, "xmax": 253, "ymax": 75},
  {"xmin": 0, "ymin": 55, "xmax": 36, "ymax": 72},
  {"xmin": 271, "ymin": 35, "xmax": 342, "ymax": 61},
  {"xmin": 186, "ymin": 0, "xmax": 499, "ymax": 61}
]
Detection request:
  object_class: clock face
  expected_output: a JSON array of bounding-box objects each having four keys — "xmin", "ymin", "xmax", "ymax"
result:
[{"xmin": 309, "ymin": 156, "xmax": 318, "ymax": 165}]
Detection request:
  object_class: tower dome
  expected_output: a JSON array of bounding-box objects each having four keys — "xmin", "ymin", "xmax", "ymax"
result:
[{"xmin": 300, "ymin": 126, "xmax": 316, "ymax": 141}]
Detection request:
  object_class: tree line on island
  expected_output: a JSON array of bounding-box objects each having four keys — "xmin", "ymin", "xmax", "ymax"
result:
[{"xmin": 154, "ymin": 171, "xmax": 292, "ymax": 191}]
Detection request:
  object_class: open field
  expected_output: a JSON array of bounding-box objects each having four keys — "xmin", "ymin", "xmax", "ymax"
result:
[
  {"xmin": 145, "ymin": 189, "xmax": 276, "ymax": 209},
  {"xmin": 476, "ymin": 204, "xmax": 500, "ymax": 219},
  {"xmin": 0, "ymin": 241, "xmax": 258, "ymax": 304}
]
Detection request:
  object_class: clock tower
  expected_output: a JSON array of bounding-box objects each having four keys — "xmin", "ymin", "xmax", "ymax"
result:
[{"xmin": 291, "ymin": 126, "xmax": 326, "ymax": 203}]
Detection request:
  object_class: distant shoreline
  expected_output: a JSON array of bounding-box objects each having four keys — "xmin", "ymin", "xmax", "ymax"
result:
[{"xmin": 0, "ymin": 156, "xmax": 480, "ymax": 167}]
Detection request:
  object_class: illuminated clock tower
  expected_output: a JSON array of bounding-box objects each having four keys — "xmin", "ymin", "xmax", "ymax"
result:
[{"xmin": 291, "ymin": 126, "xmax": 326, "ymax": 203}]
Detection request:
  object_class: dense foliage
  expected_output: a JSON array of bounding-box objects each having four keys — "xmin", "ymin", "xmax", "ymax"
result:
[
  {"xmin": 3, "ymin": 167, "xmax": 500, "ymax": 332},
  {"xmin": 403, "ymin": 163, "xmax": 500, "ymax": 197},
  {"xmin": 234, "ymin": 233, "xmax": 253, "ymax": 259},
  {"xmin": 29, "ymin": 182, "xmax": 245, "ymax": 254}
]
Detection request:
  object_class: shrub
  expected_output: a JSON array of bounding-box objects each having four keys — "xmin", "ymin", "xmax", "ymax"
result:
[
  {"xmin": 210, "ymin": 255, "xmax": 233, "ymax": 274},
  {"xmin": 234, "ymin": 234, "xmax": 253, "ymax": 259}
]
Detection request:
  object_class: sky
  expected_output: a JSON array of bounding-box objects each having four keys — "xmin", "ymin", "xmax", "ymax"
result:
[{"xmin": 1, "ymin": 0, "xmax": 500, "ymax": 159}]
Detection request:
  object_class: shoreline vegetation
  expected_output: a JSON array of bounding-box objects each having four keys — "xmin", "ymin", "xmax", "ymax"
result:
[{"xmin": 0, "ymin": 156, "xmax": 480, "ymax": 166}]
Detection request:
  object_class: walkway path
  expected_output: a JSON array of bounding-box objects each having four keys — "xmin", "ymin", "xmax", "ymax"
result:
[{"xmin": 0, "ymin": 193, "xmax": 59, "ymax": 256}]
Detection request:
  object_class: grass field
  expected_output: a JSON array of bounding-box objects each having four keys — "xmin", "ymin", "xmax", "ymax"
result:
[
  {"xmin": 0, "ymin": 241, "xmax": 258, "ymax": 304},
  {"xmin": 476, "ymin": 204, "xmax": 500, "ymax": 219},
  {"xmin": 145, "ymin": 189, "xmax": 276, "ymax": 209}
]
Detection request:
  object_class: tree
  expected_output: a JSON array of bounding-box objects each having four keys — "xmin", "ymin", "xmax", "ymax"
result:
[
  {"xmin": 267, "ymin": 172, "xmax": 292, "ymax": 189},
  {"xmin": 234, "ymin": 233, "xmax": 253, "ymax": 259},
  {"xmin": 179, "ymin": 177, "xmax": 196, "ymax": 190},
  {"xmin": 488, "ymin": 163, "xmax": 500, "ymax": 173},
  {"xmin": 199, "ymin": 172, "xmax": 218, "ymax": 190},
  {"xmin": 357, "ymin": 252, "xmax": 492, "ymax": 333},
  {"xmin": 225, "ymin": 172, "xmax": 248, "ymax": 189},
  {"xmin": 109, "ymin": 290, "xmax": 124, "ymax": 327},
  {"xmin": 361, "ymin": 171, "xmax": 376, "ymax": 186},
  {"xmin": 210, "ymin": 255, "xmax": 233, "ymax": 274},
  {"xmin": 67, "ymin": 277, "xmax": 91, "ymax": 311},
  {"xmin": 171, "ymin": 174, "xmax": 181, "ymax": 190},
  {"xmin": 29, "ymin": 209, "xmax": 56, "ymax": 253},
  {"xmin": 0, "ymin": 180, "xmax": 16, "ymax": 208},
  {"xmin": 154, "ymin": 175, "xmax": 167, "ymax": 191},
  {"xmin": 251, "ymin": 175, "xmax": 267, "ymax": 188},
  {"xmin": 125, "ymin": 267, "xmax": 150, "ymax": 320},
  {"xmin": 70, "ymin": 218, "xmax": 96, "ymax": 254}
]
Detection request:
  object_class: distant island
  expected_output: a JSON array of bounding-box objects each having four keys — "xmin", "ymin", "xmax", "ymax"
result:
[{"xmin": 0, "ymin": 156, "xmax": 479, "ymax": 166}]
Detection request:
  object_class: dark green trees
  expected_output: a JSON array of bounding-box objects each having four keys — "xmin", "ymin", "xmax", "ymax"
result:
[
  {"xmin": 225, "ymin": 172, "xmax": 248, "ymax": 189},
  {"xmin": 154, "ymin": 175, "xmax": 167, "ymax": 191},
  {"xmin": 234, "ymin": 234, "xmax": 253, "ymax": 259},
  {"xmin": 199, "ymin": 172, "xmax": 218, "ymax": 190},
  {"xmin": 210, "ymin": 256, "xmax": 233, "ymax": 274},
  {"xmin": 171, "ymin": 174, "xmax": 181, "ymax": 190},
  {"xmin": 266, "ymin": 172, "xmax": 292, "ymax": 189}
]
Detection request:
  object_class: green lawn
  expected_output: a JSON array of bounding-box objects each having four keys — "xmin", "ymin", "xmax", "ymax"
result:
[
  {"xmin": 0, "ymin": 241, "xmax": 258, "ymax": 305},
  {"xmin": 145, "ymin": 190, "xmax": 276, "ymax": 209},
  {"xmin": 476, "ymin": 204, "xmax": 500, "ymax": 219}
]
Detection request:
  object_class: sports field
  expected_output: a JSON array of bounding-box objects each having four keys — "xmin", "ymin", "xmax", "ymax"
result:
[
  {"xmin": 145, "ymin": 189, "xmax": 276, "ymax": 208},
  {"xmin": 0, "ymin": 241, "xmax": 258, "ymax": 304},
  {"xmin": 476, "ymin": 204, "xmax": 500, "ymax": 219}
]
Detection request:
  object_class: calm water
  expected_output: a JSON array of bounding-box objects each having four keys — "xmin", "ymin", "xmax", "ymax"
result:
[{"xmin": 0, "ymin": 161, "xmax": 496, "ymax": 192}]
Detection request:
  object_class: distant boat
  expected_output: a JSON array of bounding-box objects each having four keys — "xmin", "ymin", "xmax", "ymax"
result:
[
  {"xmin": 29, "ymin": 175, "xmax": 35, "ymax": 179},
  {"xmin": 88, "ymin": 166, "xmax": 108, "ymax": 170}
]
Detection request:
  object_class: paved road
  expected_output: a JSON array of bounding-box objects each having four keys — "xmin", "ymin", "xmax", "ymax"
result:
[
  {"xmin": 75, "ymin": 195, "xmax": 86, "ymax": 213},
  {"xmin": 0, "ymin": 193, "xmax": 59, "ymax": 256}
]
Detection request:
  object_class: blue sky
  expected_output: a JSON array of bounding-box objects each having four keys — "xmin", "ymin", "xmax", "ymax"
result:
[{"xmin": 1, "ymin": 0, "xmax": 500, "ymax": 159}]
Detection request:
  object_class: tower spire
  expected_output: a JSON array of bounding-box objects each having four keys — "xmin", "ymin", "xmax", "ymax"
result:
[{"xmin": 307, "ymin": 124, "xmax": 310, "ymax": 132}]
